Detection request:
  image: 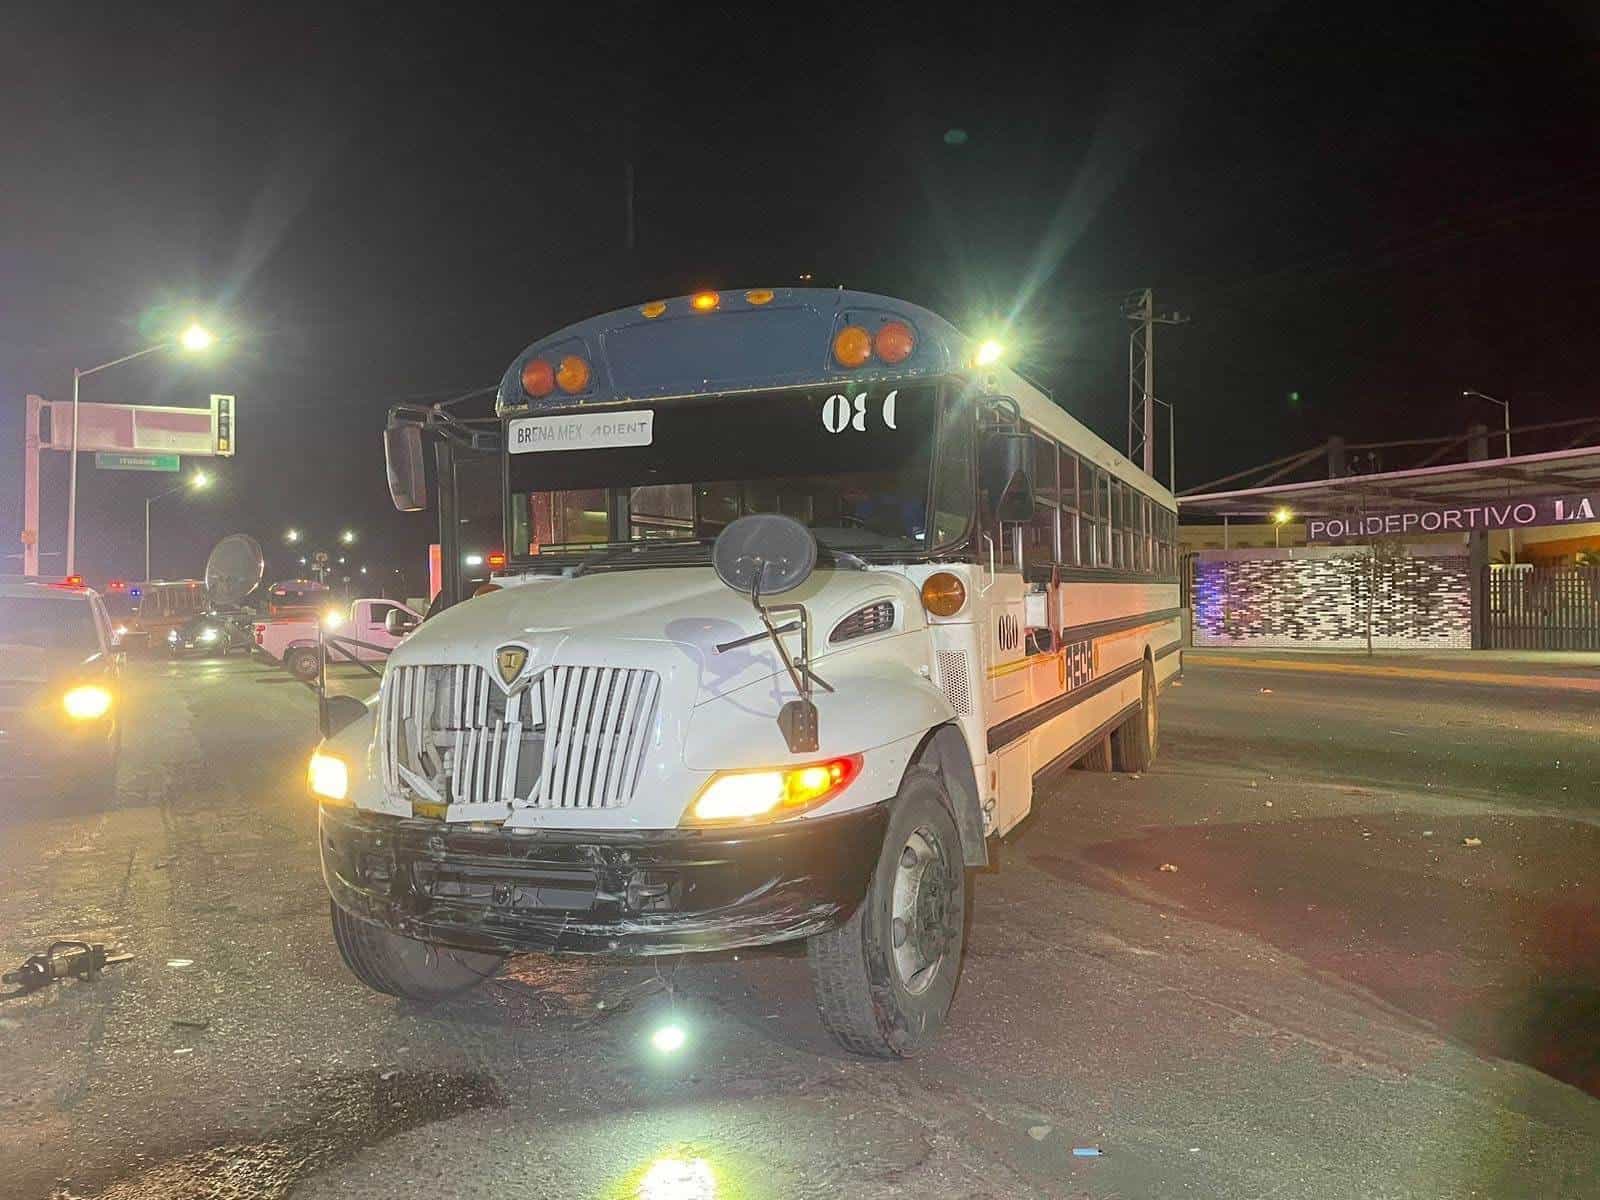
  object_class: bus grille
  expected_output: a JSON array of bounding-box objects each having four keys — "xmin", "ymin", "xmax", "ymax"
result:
[{"xmin": 379, "ymin": 664, "xmax": 660, "ymax": 810}]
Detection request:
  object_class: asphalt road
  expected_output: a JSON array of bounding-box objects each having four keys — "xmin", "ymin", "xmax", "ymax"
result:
[{"xmin": 1, "ymin": 654, "xmax": 1596, "ymax": 1199}]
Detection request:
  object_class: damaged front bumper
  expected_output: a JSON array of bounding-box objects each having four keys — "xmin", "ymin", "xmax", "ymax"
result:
[{"xmin": 319, "ymin": 802, "xmax": 889, "ymax": 956}]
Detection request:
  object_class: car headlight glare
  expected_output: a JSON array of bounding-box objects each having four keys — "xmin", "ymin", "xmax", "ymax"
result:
[
  {"xmin": 688, "ymin": 755, "xmax": 861, "ymax": 824},
  {"xmin": 308, "ymin": 751, "xmax": 350, "ymax": 802},
  {"xmin": 63, "ymin": 685, "xmax": 113, "ymax": 720},
  {"xmin": 197, "ymin": 627, "xmax": 219, "ymax": 643}
]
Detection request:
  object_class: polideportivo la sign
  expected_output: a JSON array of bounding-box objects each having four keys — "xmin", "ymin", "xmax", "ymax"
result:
[{"xmin": 1308, "ymin": 494, "xmax": 1598, "ymax": 542}]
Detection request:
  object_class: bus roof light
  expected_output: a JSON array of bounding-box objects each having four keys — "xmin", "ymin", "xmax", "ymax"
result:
[
  {"xmin": 521, "ymin": 358, "xmax": 555, "ymax": 398},
  {"xmin": 640, "ymin": 301, "xmax": 667, "ymax": 319},
  {"xmin": 833, "ymin": 325, "xmax": 872, "ymax": 368},
  {"xmin": 691, "ymin": 291, "xmax": 720, "ymax": 312},
  {"xmin": 745, "ymin": 289, "xmax": 774, "ymax": 305},
  {"xmin": 556, "ymin": 355, "xmax": 591, "ymax": 394},
  {"xmin": 874, "ymin": 320, "xmax": 915, "ymax": 364}
]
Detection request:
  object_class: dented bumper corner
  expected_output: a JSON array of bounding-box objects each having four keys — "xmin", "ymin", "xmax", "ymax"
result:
[{"xmin": 319, "ymin": 802, "xmax": 888, "ymax": 956}]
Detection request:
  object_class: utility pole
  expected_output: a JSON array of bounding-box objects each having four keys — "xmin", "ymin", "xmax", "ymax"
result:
[{"xmin": 1124, "ymin": 288, "xmax": 1188, "ymax": 479}]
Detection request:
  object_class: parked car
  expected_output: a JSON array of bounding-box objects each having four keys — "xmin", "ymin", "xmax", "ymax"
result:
[
  {"xmin": 166, "ymin": 609, "xmax": 255, "ymax": 657},
  {"xmin": 0, "ymin": 577, "xmax": 121, "ymax": 801},
  {"xmin": 253, "ymin": 597, "xmax": 420, "ymax": 681}
]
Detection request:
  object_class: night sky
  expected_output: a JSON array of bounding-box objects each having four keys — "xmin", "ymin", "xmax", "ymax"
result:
[{"xmin": 3, "ymin": 4, "xmax": 1597, "ymax": 587}]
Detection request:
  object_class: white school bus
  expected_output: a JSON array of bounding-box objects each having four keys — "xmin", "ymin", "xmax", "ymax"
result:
[{"xmin": 313, "ymin": 288, "xmax": 1179, "ymax": 1056}]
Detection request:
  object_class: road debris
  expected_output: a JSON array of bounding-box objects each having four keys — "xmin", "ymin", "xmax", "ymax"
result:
[
  {"xmin": 3, "ymin": 941, "xmax": 133, "ymax": 996},
  {"xmin": 1072, "ymin": 1147, "xmax": 1103, "ymax": 1158},
  {"xmin": 1028, "ymin": 1124, "xmax": 1051, "ymax": 1141},
  {"xmin": 1159, "ymin": 863, "xmax": 1179, "ymax": 873},
  {"xmin": 1258, "ymin": 687, "xmax": 1273, "ymax": 694},
  {"xmin": 166, "ymin": 958, "xmax": 195, "ymax": 969},
  {"xmin": 1462, "ymin": 836, "xmax": 1483, "ymax": 847}
]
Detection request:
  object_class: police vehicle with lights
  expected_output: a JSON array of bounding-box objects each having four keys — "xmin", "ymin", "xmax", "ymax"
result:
[{"xmin": 313, "ymin": 288, "xmax": 1180, "ymax": 1056}]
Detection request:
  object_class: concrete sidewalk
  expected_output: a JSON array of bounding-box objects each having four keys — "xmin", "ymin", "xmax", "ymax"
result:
[{"xmin": 1187, "ymin": 646, "xmax": 1600, "ymax": 691}]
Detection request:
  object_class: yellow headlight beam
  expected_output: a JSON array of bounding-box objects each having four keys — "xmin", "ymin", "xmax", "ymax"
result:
[
  {"xmin": 687, "ymin": 757, "xmax": 861, "ymax": 824},
  {"xmin": 63, "ymin": 685, "xmax": 112, "ymax": 720},
  {"xmin": 308, "ymin": 751, "xmax": 349, "ymax": 802}
]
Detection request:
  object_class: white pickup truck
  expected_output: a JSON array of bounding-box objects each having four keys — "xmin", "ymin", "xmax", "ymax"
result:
[{"xmin": 253, "ymin": 597, "xmax": 420, "ymax": 680}]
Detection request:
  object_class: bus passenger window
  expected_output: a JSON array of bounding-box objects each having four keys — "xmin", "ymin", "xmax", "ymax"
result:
[{"xmin": 1059, "ymin": 451, "xmax": 1079, "ymax": 566}]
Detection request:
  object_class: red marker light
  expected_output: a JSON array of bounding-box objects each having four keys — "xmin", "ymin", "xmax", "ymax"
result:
[
  {"xmin": 63, "ymin": 574, "xmax": 85, "ymax": 588},
  {"xmin": 487, "ymin": 552, "xmax": 507, "ymax": 569},
  {"xmin": 521, "ymin": 357, "xmax": 555, "ymax": 398},
  {"xmin": 874, "ymin": 320, "xmax": 915, "ymax": 364}
]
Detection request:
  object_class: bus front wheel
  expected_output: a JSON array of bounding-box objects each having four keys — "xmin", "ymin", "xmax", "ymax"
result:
[{"xmin": 807, "ymin": 769, "xmax": 967, "ymax": 1058}]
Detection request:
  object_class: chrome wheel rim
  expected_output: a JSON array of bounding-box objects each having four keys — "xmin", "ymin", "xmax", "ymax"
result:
[{"xmin": 890, "ymin": 826, "xmax": 953, "ymax": 995}]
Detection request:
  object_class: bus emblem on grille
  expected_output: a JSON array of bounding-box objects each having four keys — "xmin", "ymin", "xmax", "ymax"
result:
[{"xmin": 495, "ymin": 644, "xmax": 529, "ymax": 687}]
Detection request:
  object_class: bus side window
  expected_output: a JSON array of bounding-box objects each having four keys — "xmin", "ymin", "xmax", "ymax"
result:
[
  {"xmin": 1059, "ymin": 451, "xmax": 1079, "ymax": 566},
  {"xmin": 1023, "ymin": 431, "xmax": 1058, "ymax": 574}
]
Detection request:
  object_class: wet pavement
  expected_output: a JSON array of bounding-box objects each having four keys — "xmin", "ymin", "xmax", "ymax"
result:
[{"xmin": 1, "ymin": 653, "xmax": 1597, "ymax": 1198}]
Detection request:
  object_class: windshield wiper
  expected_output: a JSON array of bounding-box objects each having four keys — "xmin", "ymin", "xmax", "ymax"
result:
[{"xmin": 568, "ymin": 538, "xmax": 716, "ymax": 577}]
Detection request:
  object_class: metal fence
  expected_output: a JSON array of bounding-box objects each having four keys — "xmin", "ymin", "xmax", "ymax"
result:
[{"xmin": 1485, "ymin": 565, "xmax": 1600, "ymax": 650}]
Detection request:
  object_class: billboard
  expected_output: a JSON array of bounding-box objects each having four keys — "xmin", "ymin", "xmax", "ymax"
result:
[{"xmin": 45, "ymin": 394, "xmax": 236, "ymax": 457}]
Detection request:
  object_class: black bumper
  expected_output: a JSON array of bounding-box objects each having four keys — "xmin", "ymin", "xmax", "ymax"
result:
[{"xmin": 320, "ymin": 802, "xmax": 889, "ymax": 956}]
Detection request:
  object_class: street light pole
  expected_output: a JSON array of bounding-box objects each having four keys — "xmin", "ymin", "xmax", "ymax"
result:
[
  {"xmin": 1463, "ymin": 390, "xmax": 1514, "ymax": 566},
  {"xmin": 144, "ymin": 472, "xmax": 210, "ymax": 582},
  {"xmin": 67, "ymin": 343, "xmax": 171, "ymax": 575},
  {"xmin": 66, "ymin": 324, "xmax": 216, "ymax": 576},
  {"xmin": 1153, "ymin": 396, "xmax": 1176, "ymax": 492}
]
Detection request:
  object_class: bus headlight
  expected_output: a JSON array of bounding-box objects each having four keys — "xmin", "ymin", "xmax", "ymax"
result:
[
  {"xmin": 63, "ymin": 685, "xmax": 113, "ymax": 720},
  {"xmin": 687, "ymin": 756, "xmax": 861, "ymax": 824},
  {"xmin": 308, "ymin": 751, "xmax": 350, "ymax": 802}
]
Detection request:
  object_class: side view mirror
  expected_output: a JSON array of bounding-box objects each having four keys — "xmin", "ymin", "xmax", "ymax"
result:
[
  {"xmin": 711, "ymin": 514, "xmax": 831, "ymax": 753},
  {"xmin": 384, "ymin": 420, "xmax": 429, "ymax": 512},
  {"xmin": 981, "ymin": 430, "xmax": 1035, "ymax": 524},
  {"xmin": 385, "ymin": 608, "xmax": 420, "ymax": 637},
  {"xmin": 320, "ymin": 694, "xmax": 368, "ymax": 739}
]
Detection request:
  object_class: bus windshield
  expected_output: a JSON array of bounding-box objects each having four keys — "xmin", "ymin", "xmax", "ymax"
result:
[{"xmin": 507, "ymin": 384, "xmax": 972, "ymax": 560}]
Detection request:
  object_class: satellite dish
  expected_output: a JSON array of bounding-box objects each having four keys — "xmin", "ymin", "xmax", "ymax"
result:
[
  {"xmin": 205, "ymin": 534, "xmax": 265, "ymax": 607},
  {"xmin": 712, "ymin": 514, "xmax": 817, "ymax": 598}
]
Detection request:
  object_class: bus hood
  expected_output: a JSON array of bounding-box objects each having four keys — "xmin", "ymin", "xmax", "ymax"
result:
[{"xmin": 388, "ymin": 564, "xmax": 923, "ymax": 704}]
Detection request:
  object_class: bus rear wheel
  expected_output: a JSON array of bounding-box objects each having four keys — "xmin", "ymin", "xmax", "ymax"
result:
[
  {"xmin": 1111, "ymin": 656, "xmax": 1158, "ymax": 773},
  {"xmin": 329, "ymin": 902, "xmax": 503, "ymax": 1003},
  {"xmin": 807, "ymin": 769, "xmax": 967, "ymax": 1058}
]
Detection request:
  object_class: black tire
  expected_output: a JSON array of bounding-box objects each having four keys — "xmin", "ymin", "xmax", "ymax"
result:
[
  {"xmin": 285, "ymin": 647, "xmax": 320, "ymax": 682},
  {"xmin": 329, "ymin": 902, "xmax": 503, "ymax": 1002},
  {"xmin": 807, "ymin": 769, "xmax": 967, "ymax": 1058},
  {"xmin": 1078, "ymin": 734, "xmax": 1113, "ymax": 772},
  {"xmin": 1111, "ymin": 656, "xmax": 1158, "ymax": 773}
]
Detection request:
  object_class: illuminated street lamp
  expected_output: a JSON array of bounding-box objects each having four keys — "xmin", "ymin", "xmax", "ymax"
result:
[
  {"xmin": 340, "ymin": 529, "xmax": 357, "ymax": 545},
  {"xmin": 285, "ymin": 529, "xmax": 301, "ymax": 544},
  {"xmin": 1273, "ymin": 507, "xmax": 1292, "ymax": 549},
  {"xmin": 145, "ymin": 471, "xmax": 212, "ymax": 582},
  {"xmin": 66, "ymin": 319, "xmax": 217, "ymax": 574}
]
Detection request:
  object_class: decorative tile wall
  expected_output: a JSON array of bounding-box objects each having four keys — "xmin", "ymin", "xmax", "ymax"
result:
[{"xmin": 1192, "ymin": 546, "xmax": 1472, "ymax": 649}]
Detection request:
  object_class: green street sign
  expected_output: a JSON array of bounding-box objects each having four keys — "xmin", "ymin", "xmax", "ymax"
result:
[{"xmin": 95, "ymin": 452, "xmax": 180, "ymax": 472}]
